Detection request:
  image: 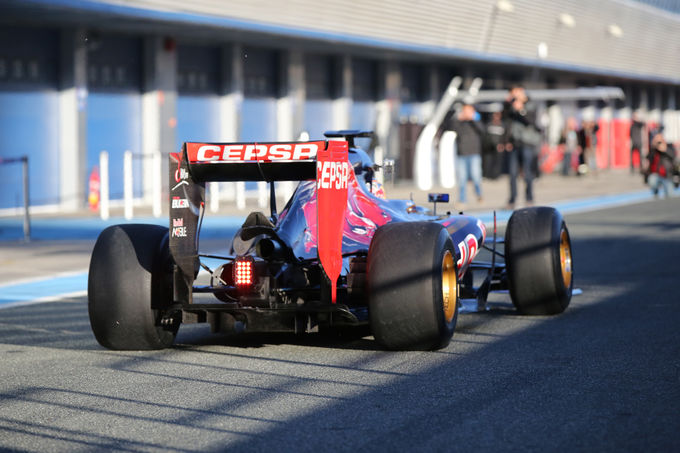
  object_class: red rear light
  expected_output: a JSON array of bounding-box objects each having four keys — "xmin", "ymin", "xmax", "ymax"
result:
[{"xmin": 233, "ymin": 256, "xmax": 254, "ymax": 287}]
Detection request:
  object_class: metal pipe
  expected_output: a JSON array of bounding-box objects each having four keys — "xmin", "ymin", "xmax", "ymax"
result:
[
  {"xmin": 123, "ymin": 150, "xmax": 133, "ymax": 220},
  {"xmin": 414, "ymin": 76, "xmax": 462, "ymax": 190},
  {"xmin": 22, "ymin": 156, "xmax": 30, "ymax": 242},
  {"xmin": 100, "ymin": 151, "xmax": 109, "ymax": 220},
  {"xmin": 152, "ymin": 151, "xmax": 162, "ymax": 218}
]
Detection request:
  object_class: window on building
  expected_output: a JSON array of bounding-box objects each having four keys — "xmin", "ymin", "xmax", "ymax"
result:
[
  {"xmin": 631, "ymin": 86, "xmax": 642, "ymax": 110},
  {"xmin": 305, "ymin": 54, "xmax": 334, "ymax": 100},
  {"xmin": 439, "ymin": 66, "xmax": 459, "ymax": 95},
  {"xmin": 243, "ymin": 47, "xmax": 279, "ymax": 98},
  {"xmin": 0, "ymin": 27, "xmax": 58, "ymax": 88},
  {"xmin": 401, "ymin": 63, "xmax": 426, "ymax": 102},
  {"xmin": 660, "ymin": 86, "xmax": 670, "ymax": 110},
  {"xmin": 87, "ymin": 33, "xmax": 141, "ymax": 92},
  {"xmin": 352, "ymin": 57, "xmax": 378, "ymax": 101},
  {"xmin": 177, "ymin": 45, "xmax": 221, "ymax": 94}
]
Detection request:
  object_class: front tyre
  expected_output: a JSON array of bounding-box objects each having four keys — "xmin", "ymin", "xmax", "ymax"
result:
[
  {"xmin": 368, "ymin": 222, "xmax": 458, "ymax": 350},
  {"xmin": 505, "ymin": 207, "xmax": 573, "ymax": 315},
  {"xmin": 88, "ymin": 224, "xmax": 178, "ymax": 350}
]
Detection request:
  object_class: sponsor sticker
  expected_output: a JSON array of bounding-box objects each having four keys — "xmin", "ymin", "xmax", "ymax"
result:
[
  {"xmin": 175, "ymin": 167, "xmax": 189, "ymax": 182},
  {"xmin": 172, "ymin": 197, "xmax": 189, "ymax": 209},
  {"xmin": 172, "ymin": 225, "xmax": 187, "ymax": 238}
]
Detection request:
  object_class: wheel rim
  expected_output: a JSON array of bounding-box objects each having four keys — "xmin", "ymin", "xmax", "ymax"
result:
[
  {"xmin": 442, "ymin": 250, "xmax": 457, "ymax": 323},
  {"xmin": 559, "ymin": 229, "xmax": 573, "ymax": 288}
]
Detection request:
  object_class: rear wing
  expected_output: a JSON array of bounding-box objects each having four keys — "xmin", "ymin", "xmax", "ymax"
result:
[
  {"xmin": 183, "ymin": 141, "xmax": 326, "ymax": 182},
  {"xmin": 169, "ymin": 140, "xmax": 349, "ymax": 305}
]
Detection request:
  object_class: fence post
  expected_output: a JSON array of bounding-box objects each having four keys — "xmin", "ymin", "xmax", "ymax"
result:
[
  {"xmin": 439, "ymin": 131, "xmax": 457, "ymax": 189},
  {"xmin": 280, "ymin": 181, "xmax": 295, "ymax": 204},
  {"xmin": 152, "ymin": 151, "xmax": 162, "ymax": 217},
  {"xmin": 257, "ymin": 181, "xmax": 268, "ymax": 208},
  {"xmin": 209, "ymin": 182, "xmax": 219, "ymax": 213},
  {"xmin": 22, "ymin": 156, "xmax": 31, "ymax": 242},
  {"xmin": 100, "ymin": 151, "xmax": 109, "ymax": 220},
  {"xmin": 373, "ymin": 146, "xmax": 384, "ymax": 185},
  {"xmin": 123, "ymin": 150, "xmax": 133, "ymax": 220},
  {"xmin": 236, "ymin": 182, "xmax": 246, "ymax": 210}
]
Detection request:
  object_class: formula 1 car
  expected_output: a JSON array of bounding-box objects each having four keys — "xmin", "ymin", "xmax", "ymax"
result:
[{"xmin": 88, "ymin": 130, "xmax": 573, "ymax": 351}]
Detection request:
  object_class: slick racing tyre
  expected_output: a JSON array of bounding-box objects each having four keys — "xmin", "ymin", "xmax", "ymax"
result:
[
  {"xmin": 505, "ymin": 207, "xmax": 573, "ymax": 315},
  {"xmin": 368, "ymin": 222, "xmax": 458, "ymax": 350},
  {"xmin": 88, "ymin": 224, "xmax": 178, "ymax": 350}
]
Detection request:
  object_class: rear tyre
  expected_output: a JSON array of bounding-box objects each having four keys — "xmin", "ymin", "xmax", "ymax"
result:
[
  {"xmin": 88, "ymin": 224, "xmax": 178, "ymax": 350},
  {"xmin": 368, "ymin": 222, "xmax": 458, "ymax": 350},
  {"xmin": 505, "ymin": 207, "xmax": 573, "ymax": 315}
]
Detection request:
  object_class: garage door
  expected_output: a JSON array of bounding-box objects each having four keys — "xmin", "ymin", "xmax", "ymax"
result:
[
  {"xmin": 0, "ymin": 26, "xmax": 59, "ymax": 210},
  {"xmin": 176, "ymin": 44, "xmax": 221, "ymax": 150},
  {"xmin": 86, "ymin": 34, "xmax": 143, "ymax": 200}
]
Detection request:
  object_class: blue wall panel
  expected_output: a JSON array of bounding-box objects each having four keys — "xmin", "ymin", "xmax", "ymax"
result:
[
  {"xmin": 303, "ymin": 100, "xmax": 333, "ymax": 139},
  {"xmin": 86, "ymin": 93, "xmax": 142, "ymax": 199},
  {"xmin": 350, "ymin": 101, "xmax": 377, "ymax": 131},
  {"xmin": 0, "ymin": 91, "xmax": 59, "ymax": 209},
  {"xmin": 240, "ymin": 98, "xmax": 277, "ymax": 142},
  {"xmin": 176, "ymin": 95, "xmax": 220, "ymax": 151}
]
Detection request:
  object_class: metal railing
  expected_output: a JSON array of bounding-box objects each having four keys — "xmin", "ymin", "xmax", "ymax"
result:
[{"xmin": 97, "ymin": 150, "xmax": 163, "ymax": 220}]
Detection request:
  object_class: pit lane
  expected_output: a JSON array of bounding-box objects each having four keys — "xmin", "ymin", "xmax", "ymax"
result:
[{"xmin": 1, "ymin": 198, "xmax": 679, "ymax": 452}]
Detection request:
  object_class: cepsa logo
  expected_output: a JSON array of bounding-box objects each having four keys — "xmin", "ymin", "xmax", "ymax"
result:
[
  {"xmin": 187, "ymin": 142, "xmax": 323, "ymax": 162},
  {"xmin": 316, "ymin": 161, "xmax": 350, "ymax": 190}
]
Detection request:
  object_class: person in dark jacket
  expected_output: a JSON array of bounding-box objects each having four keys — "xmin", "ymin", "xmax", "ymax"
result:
[
  {"xmin": 483, "ymin": 111, "xmax": 505, "ymax": 179},
  {"xmin": 502, "ymin": 86, "xmax": 540, "ymax": 209},
  {"xmin": 629, "ymin": 111, "xmax": 646, "ymax": 174},
  {"xmin": 450, "ymin": 103, "xmax": 484, "ymax": 205},
  {"xmin": 646, "ymin": 131, "xmax": 676, "ymax": 198},
  {"xmin": 577, "ymin": 120, "xmax": 599, "ymax": 175},
  {"xmin": 559, "ymin": 117, "xmax": 580, "ymax": 176}
]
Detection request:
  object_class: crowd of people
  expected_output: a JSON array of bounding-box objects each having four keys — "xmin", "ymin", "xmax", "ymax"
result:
[
  {"xmin": 447, "ymin": 85, "xmax": 542, "ymax": 209},
  {"xmin": 445, "ymin": 85, "xmax": 679, "ymax": 207}
]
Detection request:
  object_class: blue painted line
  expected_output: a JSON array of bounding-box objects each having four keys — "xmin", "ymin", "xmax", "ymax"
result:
[
  {"xmin": 0, "ymin": 215, "xmax": 243, "ymax": 241},
  {"xmin": 550, "ymin": 190, "xmax": 655, "ymax": 214},
  {"xmin": 0, "ymin": 272, "xmax": 88, "ymax": 308},
  {"xmin": 473, "ymin": 190, "xmax": 661, "ymax": 226}
]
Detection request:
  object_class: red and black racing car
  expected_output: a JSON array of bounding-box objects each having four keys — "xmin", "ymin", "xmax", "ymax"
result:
[{"xmin": 88, "ymin": 130, "xmax": 573, "ymax": 351}]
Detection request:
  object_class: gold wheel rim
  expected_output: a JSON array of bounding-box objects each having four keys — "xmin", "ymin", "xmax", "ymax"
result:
[
  {"xmin": 559, "ymin": 229, "xmax": 573, "ymax": 288},
  {"xmin": 442, "ymin": 250, "xmax": 457, "ymax": 323}
]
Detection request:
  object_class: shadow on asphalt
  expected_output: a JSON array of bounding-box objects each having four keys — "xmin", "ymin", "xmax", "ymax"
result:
[{"xmin": 1, "ymin": 202, "xmax": 679, "ymax": 451}]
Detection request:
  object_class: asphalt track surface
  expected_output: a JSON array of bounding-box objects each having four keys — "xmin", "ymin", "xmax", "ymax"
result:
[{"xmin": 1, "ymin": 198, "xmax": 679, "ymax": 452}]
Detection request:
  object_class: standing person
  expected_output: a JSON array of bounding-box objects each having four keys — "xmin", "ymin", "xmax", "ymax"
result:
[
  {"xmin": 450, "ymin": 103, "xmax": 484, "ymax": 206},
  {"xmin": 559, "ymin": 117, "xmax": 580, "ymax": 176},
  {"xmin": 629, "ymin": 111, "xmax": 646, "ymax": 174},
  {"xmin": 645, "ymin": 130, "xmax": 676, "ymax": 198},
  {"xmin": 484, "ymin": 110, "xmax": 505, "ymax": 179},
  {"xmin": 577, "ymin": 120, "xmax": 600, "ymax": 175},
  {"xmin": 502, "ymin": 86, "xmax": 540, "ymax": 209}
]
